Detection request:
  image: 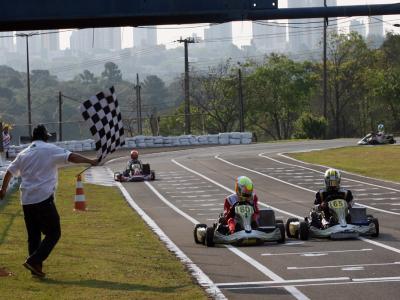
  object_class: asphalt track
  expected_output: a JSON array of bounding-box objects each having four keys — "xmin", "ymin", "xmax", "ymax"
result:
[{"xmin": 99, "ymin": 140, "xmax": 400, "ymax": 300}]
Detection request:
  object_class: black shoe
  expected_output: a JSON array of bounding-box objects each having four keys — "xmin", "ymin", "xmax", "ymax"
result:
[{"xmin": 23, "ymin": 261, "xmax": 45, "ymax": 278}]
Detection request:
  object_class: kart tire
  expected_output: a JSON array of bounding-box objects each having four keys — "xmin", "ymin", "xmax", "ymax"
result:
[
  {"xmin": 205, "ymin": 227, "xmax": 215, "ymax": 247},
  {"xmin": 276, "ymin": 219, "xmax": 284, "ymax": 224},
  {"xmin": 277, "ymin": 223, "xmax": 285, "ymax": 244},
  {"xmin": 151, "ymin": 171, "xmax": 155, "ymax": 181},
  {"xmin": 194, "ymin": 224, "xmax": 207, "ymax": 244},
  {"xmin": 286, "ymin": 218, "xmax": 299, "ymax": 238},
  {"xmin": 371, "ymin": 218, "xmax": 379, "ymax": 238},
  {"xmin": 299, "ymin": 221, "xmax": 309, "ymax": 240}
]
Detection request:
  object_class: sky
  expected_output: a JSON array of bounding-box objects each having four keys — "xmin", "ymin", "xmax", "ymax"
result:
[{"xmin": 60, "ymin": 0, "xmax": 400, "ymax": 49}]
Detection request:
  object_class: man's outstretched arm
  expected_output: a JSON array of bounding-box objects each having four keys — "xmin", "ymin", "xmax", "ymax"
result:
[{"xmin": 68, "ymin": 153, "xmax": 98, "ymax": 166}]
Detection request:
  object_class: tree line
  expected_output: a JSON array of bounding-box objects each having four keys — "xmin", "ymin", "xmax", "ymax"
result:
[{"xmin": 1, "ymin": 32, "xmax": 400, "ymax": 143}]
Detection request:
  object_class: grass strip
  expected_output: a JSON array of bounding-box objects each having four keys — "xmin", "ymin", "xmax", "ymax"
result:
[
  {"xmin": 0, "ymin": 166, "xmax": 206, "ymax": 300},
  {"xmin": 289, "ymin": 146, "xmax": 400, "ymax": 182}
]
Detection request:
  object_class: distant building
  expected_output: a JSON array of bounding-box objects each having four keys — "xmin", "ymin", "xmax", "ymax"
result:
[
  {"xmin": 349, "ymin": 19, "xmax": 366, "ymax": 38},
  {"xmin": 70, "ymin": 28, "xmax": 121, "ymax": 52},
  {"xmin": 41, "ymin": 30, "xmax": 60, "ymax": 52},
  {"xmin": 204, "ymin": 23, "xmax": 232, "ymax": 45},
  {"xmin": 133, "ymin": 27, "xmax": 157, "ymax": 48},
  {"xmin": 0, "ymin": 32, "xmax": 14, "ymax": 52},
  {"xmin": 367, "ymin": 16, "xmax": 384, "ymax": 48},
  {"xmin": 287, "ymin": 0, "xmax": 337, "ymax": 58},
  {"xmin": 252, "ymin": 21, "xmax": 286, "ymax": 53}
]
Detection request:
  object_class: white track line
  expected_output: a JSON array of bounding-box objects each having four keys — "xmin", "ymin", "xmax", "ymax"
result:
[
  {"xmin": 215, "ymin": 155, "xmax": 400, "ymax": 255},
  {"xmin": 112, "ymin": 173, "xmax": 225, "ymax": 299},
  {"xmin": 170, "ymin": 159, "xmax": 310, "ymax": 300},
  {"xmin": 262, "ymin": 248, "xmax": 372, "ymax": 256},
  {"xmin": 216, "ymin": 277, "xmax": 350, "ymax": 287},
  {"xmin": 287, "ymin": 261, "xmax": 400, "ymax": 270}
]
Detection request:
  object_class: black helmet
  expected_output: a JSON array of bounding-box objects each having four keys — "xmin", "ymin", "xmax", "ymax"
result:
[{"xmin": 32, "ymin": 124, "xmax": 51, "ymax": 141}]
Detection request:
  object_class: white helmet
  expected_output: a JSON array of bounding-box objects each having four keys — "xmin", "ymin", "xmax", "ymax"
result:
[
  {"xmin": 378, "ymin": 124, "xmax": 384, "ymax": 132},
  {"xmin": 324, "ymin": 168, "xmax": 341, "ymax": 190}
]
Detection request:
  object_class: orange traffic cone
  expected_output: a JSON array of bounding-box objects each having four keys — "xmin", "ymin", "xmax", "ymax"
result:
[{"xmin": 74, "ymin": 174, "xmax": 86, "ymax": 211}]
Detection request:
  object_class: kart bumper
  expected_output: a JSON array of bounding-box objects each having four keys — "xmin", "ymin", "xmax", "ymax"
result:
[
  {"xmin": 309, "ymin": 223, "xmax": 377, "ymax": 239},
  {"xmin": 213, "ymin": 228, "xmax": 282, "ymax": 245}
]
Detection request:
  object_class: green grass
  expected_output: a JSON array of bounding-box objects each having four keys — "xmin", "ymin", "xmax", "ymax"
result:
[
  {"xmin": 0, "ymin": 167, "xmax": 206, "ymax": 300},
  {"xmin": 290, "ymin": 146, "xmax": 400, "ymax": 182}
]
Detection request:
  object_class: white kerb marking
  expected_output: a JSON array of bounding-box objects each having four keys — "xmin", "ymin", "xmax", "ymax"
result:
[
  {"xmin": 287, "ymin": 261, "xmax": 400, "ymax": 270},
  {"xmin": 262, "ymin": 249, "xmax": 372, "ymax": 256}
]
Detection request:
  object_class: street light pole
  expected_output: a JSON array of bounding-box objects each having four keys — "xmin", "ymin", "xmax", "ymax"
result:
[
  {"xmin": 16, "ymin": 32, "xmax": 37, "ymax": 137},
  {"xmin": 323, "ymin": 0, "xmax": 328, "ymax": 138}
]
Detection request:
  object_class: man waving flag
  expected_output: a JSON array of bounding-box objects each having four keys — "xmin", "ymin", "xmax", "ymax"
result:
[{"xmin": 80, "ymin": 86, "xmax": 125, "ymax": 162}]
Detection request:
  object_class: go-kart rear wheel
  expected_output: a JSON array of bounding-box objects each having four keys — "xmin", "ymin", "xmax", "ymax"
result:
[
  {"xmin": 194, "ymin": 224, "xmax": 207, "ymax": 244},
  {"xmin": 276, "ymin": 219, "xmax": 283, "ymax": 224},
  {"xmin": 151, "ymin": 171, "xmax": 155, "ymax": 181},
  {"xmin": 277, "ymin": 223, "xmax": 285, "ymax": 244},
  {"xmin": 205, "ymin": 227, "xmax": 215, "ymax": 247},
  {"xmin": 371, "ymin": 218, "xmax": 379, "ymax": 238},
  {"xmin": 286, "ymin": 218, "xmax": 299, "ymax": 238},
  {"xmin": 299, "ymin": 221, "xmax": 309, "ymax": 240}
]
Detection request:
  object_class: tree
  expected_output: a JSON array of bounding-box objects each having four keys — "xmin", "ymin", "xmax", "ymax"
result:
[
  {"xmin": 326, "ymin": 32, "xmax": 374, "ymax": 137},
  {"xmin": 141, "ymin": 75, "xmax": 168, "ymax": 110},
  {"xmin": 101, "ymin": 62, "xmax": 122, "ymax": 85},
  {"xmin": 246, "ymin": 54, "xmax": 316, "ymax": 140},
  {"xmin": 190, "ymin": 62, "xmax": 240, "ymax": 133},
  {"xmin": 77, "ymin": 69, "xmax": 97, "ymax": 84}
]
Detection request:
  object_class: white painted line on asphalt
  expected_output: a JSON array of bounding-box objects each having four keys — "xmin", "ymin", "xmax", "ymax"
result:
[
  {"xmin": 284, "ymin": 241, "xmax": 305, "ymax": 246},
  {"xmin": 189, "ymin": 208, "xmax": 222, "ymax": 211},
  {"xmin": 262, "ymin": 249, "xmax": 372, "ymax": 256},
  {"xmin": 353, "ymin": 276, "xmax": 400, "ymax": 282},
  {"xmin": 342, "ymin": 267, "xmax": 364, "ymax": 271},
  {"xmin": 216, "ymin": 154, "xmax": 400, "ymax": 255},
  {"xmin": 274, "ymin": 153, "xmax": 400, "ymax": 193},
  {"xmin": 171, "ymin": 159, "xmax": 310, "ymax": 300},
  {"xmin": 254, "ymin": 154, "xmax": 400, "ymax": 217},
  {"xmin": 112, "ymin": 174, "xmax": 226, "ymax": 299},
  {"xmin": 287, "ymin": 261, "xmax": 400, "ymax": 270},
  {"xmin": 216, "ymin": 276, "xmax": 350, "ymax": 287}
]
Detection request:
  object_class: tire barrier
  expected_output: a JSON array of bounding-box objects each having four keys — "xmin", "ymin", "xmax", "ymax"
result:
[{"xmin": 6, "ymin": 132, "xmax": 253, "ymax": 159}]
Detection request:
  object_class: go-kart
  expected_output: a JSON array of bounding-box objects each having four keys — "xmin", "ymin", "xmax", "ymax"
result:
[
  {"xmin": 114, "ymin": 163, "xmax": 155, "ymax": 182},
  {"xmin": 286, "ymin": 199, "xmax": 379, "ymax": 240},
  {"xmin": 358, "ymin": 132, "xmax": 396, "ymax": 145},
  {"xmin": 194, "ymin": 203, "xmax": 285, "ymax": 247}
]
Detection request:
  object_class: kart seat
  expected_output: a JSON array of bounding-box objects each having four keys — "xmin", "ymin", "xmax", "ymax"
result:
[
  {"xmin": 258, "ymin": 209, "xmax": 276, "ymax": 227},
  {"xmin": 142, "ymin": 163, "xmax": 151, "ymax": 175},
  {"xmin": 349, "ymin": 207, "xmax": 368, "ymax": 225}
]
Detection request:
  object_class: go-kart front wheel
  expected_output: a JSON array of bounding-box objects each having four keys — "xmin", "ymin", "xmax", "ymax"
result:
[
  {"xmin": 299, "ymin": 221, "xmax": 309, "ymax": 240},
  {"xmin": 194, "ymin": 224, "xmax": 207, "ymax": 244},
  {"xmin": 286, "ymin": 218, "xmax": 299, "ymax": 238},
  {"xmin": 370, "ymin": 218, "xmax": 379, "ymax": 238},
  {"xmin": 205, "ymin": 227, "xmax": 215, "ymax": 247},
  {"xmin": 277, "ymin": 223, "xmax": 285, "ymax": 244}
]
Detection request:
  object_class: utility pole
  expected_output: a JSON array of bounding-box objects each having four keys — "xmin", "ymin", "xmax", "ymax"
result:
[
  {"xmin": 16, "ymin": 32, "xmax": 38, "ymax": 137},
  {"xmin": 238, "ymin": 68, "xmax": 244, "ymax": 132},
  {"xmin": 135, "ymin": 73, "xmax": 142, "ymax": 135},
  {"xmin": 58, "ymin": 91, "xmax": 63, "ymax": 141},
  {"xmin": 178, "ymin": 37, "xmax": 195, "ymax": 134},
  {"xmin": 323, "ymin": 0, "xmax": 328, "ymax": 131}
]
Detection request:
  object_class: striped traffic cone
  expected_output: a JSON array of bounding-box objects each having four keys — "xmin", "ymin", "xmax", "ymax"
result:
[{"xmin": 74, "ymin": 174, "xmax": 86, "ymax": 211}]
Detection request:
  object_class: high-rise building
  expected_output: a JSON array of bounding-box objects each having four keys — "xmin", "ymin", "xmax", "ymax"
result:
[
  {"xmin": 204, "ymin": 23, "xmax": 232, "ymax": 44},
  {"xmin": 0, "ymin": 32, "xmax": 14, "ymax": 52},
  {"xmin": 41, "ymin": 30, "xmax": 60, "ymax": 52},
  {"xmin": 367, "ymin": 16, "xmax": 384, "ymax": 48},
  {"xmin": 133, "ymin": 27, "xmax": 157, "ymax": 48},
  {"xmin": 252, "ymin": 21, "xmax": 286, "ymax": 53},
  {"xmin": 70, "ymin": 28, "xmax": 121, "ymax": 52},
  {"xmin": 287, "ymin": 0, "xmax": 337, "ymax": 58},
  {"xmin": 349, "ymin": 19, "xmax": 366, "ymax": 38}
]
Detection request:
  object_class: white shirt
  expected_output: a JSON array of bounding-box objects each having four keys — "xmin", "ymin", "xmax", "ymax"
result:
[{"xmin": 7, "ymin": 140, "xmax": 71, "ymax": 205}]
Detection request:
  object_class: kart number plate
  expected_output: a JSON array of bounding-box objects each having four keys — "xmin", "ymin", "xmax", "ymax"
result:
[{"xmin": 330, "ymin": 200, "xmax": 345, "ymax": 208}]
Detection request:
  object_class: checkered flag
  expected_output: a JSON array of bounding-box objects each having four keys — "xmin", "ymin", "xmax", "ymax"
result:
[{"xmin": 80, "ymin": 86, "xmax": 125, "ymax": 162}]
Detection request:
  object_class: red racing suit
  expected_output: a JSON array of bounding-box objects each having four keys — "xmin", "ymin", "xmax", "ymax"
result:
[{"xmin": 223, "ymin": 193, "xmax": 260, "ymax": 234}]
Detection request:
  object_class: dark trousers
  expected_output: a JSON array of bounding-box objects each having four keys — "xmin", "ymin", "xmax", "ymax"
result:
[{"xmin": 22, "ymin": 195, "xmax": 61, "ymax": 264}]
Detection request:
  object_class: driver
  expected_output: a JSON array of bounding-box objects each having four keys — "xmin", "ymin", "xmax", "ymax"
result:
[
  {"xmin": 223, "ymin": 176, "xmax": 260, "ymax": 234},
  {"xmin": 123, "ymin": 150, "xmax": 143, "ymax": 176},
  {"xmin": 375, "ymin": 123, "xmax": 385, "ymax": 143},
  {"xmin": 314, "ymin": 168, "xmax": 353, "ymax": 222}
]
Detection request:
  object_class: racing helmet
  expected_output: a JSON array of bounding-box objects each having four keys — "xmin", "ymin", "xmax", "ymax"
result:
[
  {"xmin": 235, "ymin": 176, "xmax": 254, "ymax": 201},
  {"xmin": 130, "ymin": 150, "xmax": 139, "ymax": 160},
  {"xmin": 324, "ymin": 168, "xmax": 341, "ymax": 190},
  {"xmin": 378, "ymin": 124, "xmax": 384, "ymax": 132}
]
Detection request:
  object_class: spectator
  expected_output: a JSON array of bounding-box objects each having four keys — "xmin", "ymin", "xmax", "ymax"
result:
[{"xmin": 2, "ymin": 125, "xmax": 11, "ymax": 159}]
